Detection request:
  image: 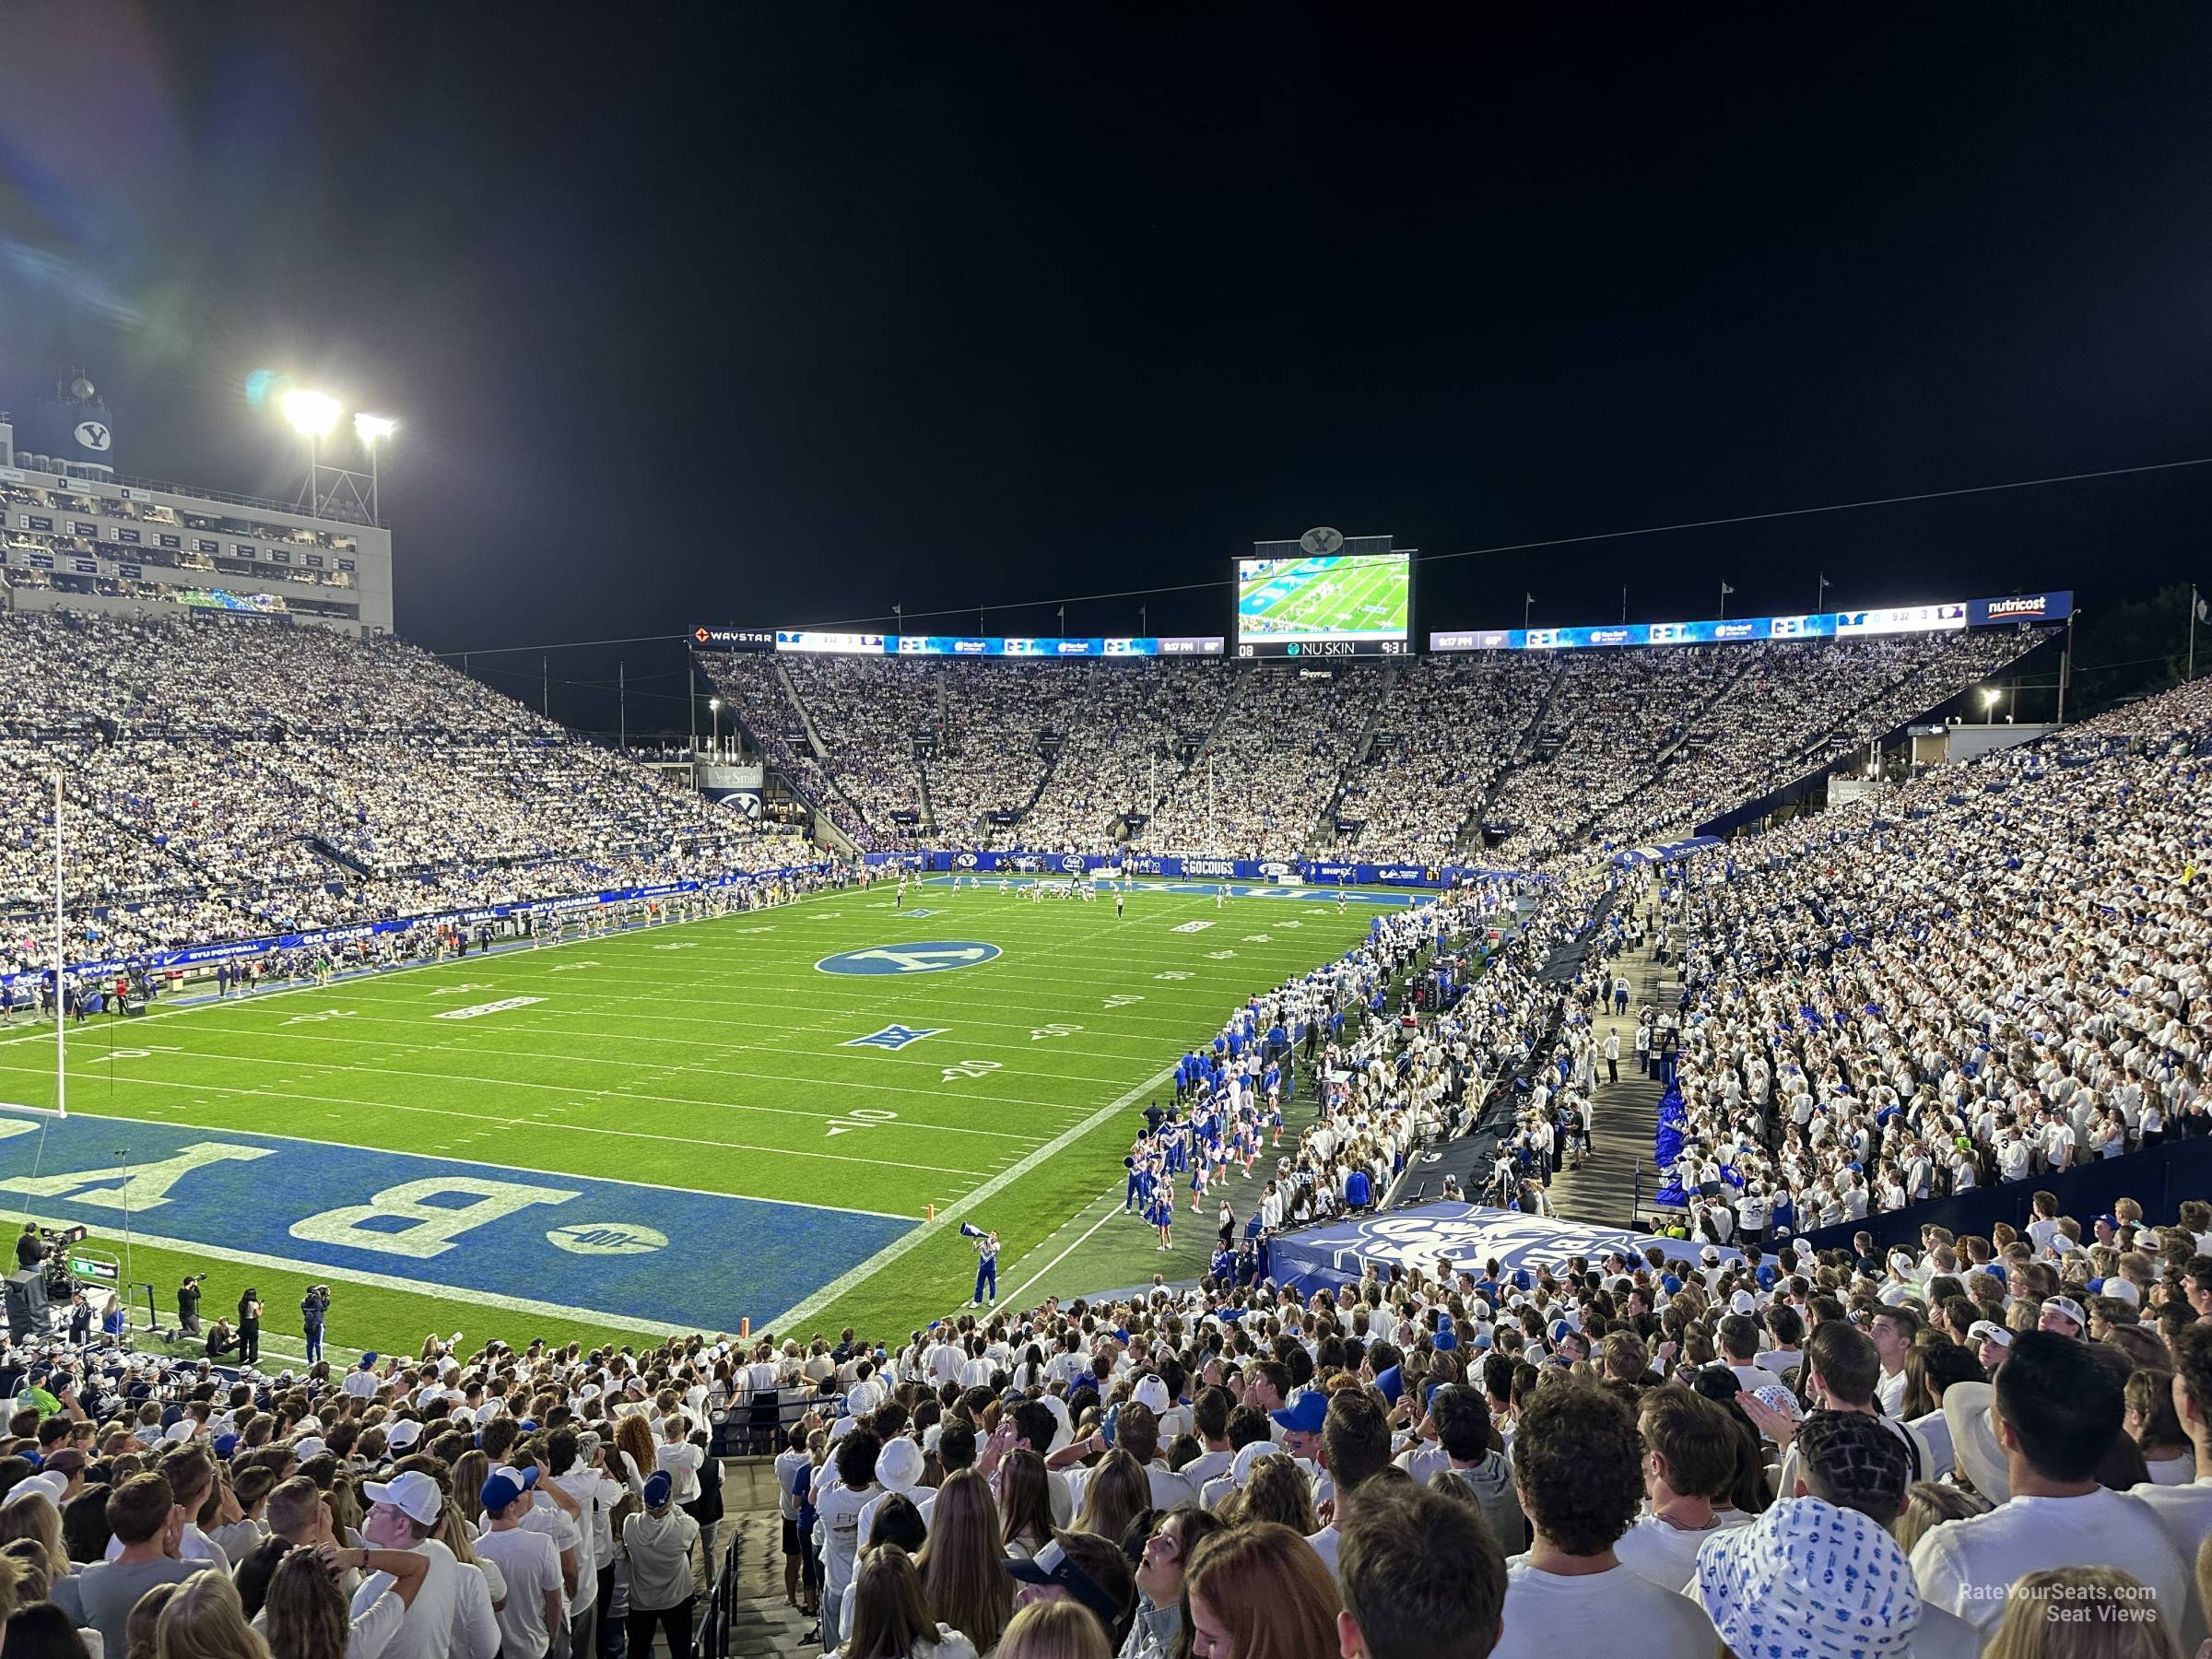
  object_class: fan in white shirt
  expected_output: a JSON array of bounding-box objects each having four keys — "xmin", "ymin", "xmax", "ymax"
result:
[
  {"xmin": 1909, "ymin": 1332, "xmax": 2188, "ymax": 1637},
  {"xmin": 653, "ymin": 1418, "xmax": 705, "ymax": 1506},
  {"xmin": 1486, "ymin": 1382, "xmax": 1716, "ymax": 1659},
  {"xmin": 1612, "ymin": 1387, "xmax": 1752, "ymax": 1593},
  {"xmin": 2130, "ymin": 1323, "xmax": 2212, "ymax": 1656}
]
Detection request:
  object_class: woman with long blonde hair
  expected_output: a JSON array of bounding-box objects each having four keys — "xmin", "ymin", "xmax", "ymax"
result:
[
  {"xmin": 1981, "ymin": 1566, "xmax": 2180, "ymax": 1659},
  {"xmin": 154, "ymin": 1569, "xmax": 269, "ymax": 1659},
  {"xmin": 0, "ymin": 1493, "xmax": 72, "ymax": 1592},
  {"xmin": 916, "ymin": 1469, "xmax": 1012, "ymax": 1655},
  {"xmin": 839, "ymin": 1545, "xmax": 977, "ymax": 1659},
  {"xmin": 1072, "ymin": 1452, "xmax": 1147, "ymax": 1549},
  {"xmin": 449, "ymin": 1451, "xmax": 489, "ymax": 1523},
  {"xmin": 1228, "ymin": 1459, "xmax": 1318, "ymax": 1536},
  {"xmin": 995, "ymin": 1599, "xmax": 1111, "ymax": 1659},
  {"xmin": 1183, "ymin": 1523, "xmax": 1340, "ymax": 1659}
]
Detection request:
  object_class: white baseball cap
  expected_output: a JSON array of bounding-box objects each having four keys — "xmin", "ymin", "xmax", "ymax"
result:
[{"xmin": 364, "ymin": 1469, "xmax": 444, "ymax": 1527}]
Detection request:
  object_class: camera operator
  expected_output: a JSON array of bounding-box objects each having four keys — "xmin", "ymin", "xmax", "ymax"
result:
[
  {"xmin": 177, "ymin": 1274, "xmax": 204, "ymax": 1337},
  {"xmin": 14, "ymin": 1222, "xmax": 44, "ymax": 1272},
  {"xmin": 300, "ymin": 1284, "xmax": 330, "ymax": 1364}
]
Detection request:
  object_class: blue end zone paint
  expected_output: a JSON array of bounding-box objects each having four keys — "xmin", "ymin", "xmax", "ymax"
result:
[
  {"xmin": 0, "ymin": 1115, "xmax": 913, "ymax": 1331},
  {"xmin": 816, "ymin": 942, "xmax": 1003, "ymax": 975}
]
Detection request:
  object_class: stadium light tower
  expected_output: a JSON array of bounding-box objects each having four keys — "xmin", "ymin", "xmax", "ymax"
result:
[
  {"xmin": 1981, "ymin": 686, "xmax": 2001, "ymax": 721},
  {"xmin": 709, "ymin": 696, "xmax": 723, "ymax": 761},
  {"xmin": 281, "ymin": 390, "xmax": 340, "ymax": 514},
  {"xmin": 353, "ymin": 413, "xmax": 397, "ymax": 524}
]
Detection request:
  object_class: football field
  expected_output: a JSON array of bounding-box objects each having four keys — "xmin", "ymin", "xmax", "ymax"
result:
[
  {"xmin": 0, "ymin": 878, "xmax": 1411, "ymax": 1359},
  {"xmin": 1237, "ymin": 556, "xmax": 1410, "ymax": 642}
]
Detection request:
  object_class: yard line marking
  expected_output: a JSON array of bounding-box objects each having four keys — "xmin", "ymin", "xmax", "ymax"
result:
[
  {"xmin": 995, "ymin": 1189, "xmax": 1129, "ymax": 1311},
  {"xmin": 758, "ymin": 1058, "xmax": 1179, "ymax": 1332},
  {"xmin": 16, "ymin": 1046, "xmax": 1064, "ymax": 1139},
  {"xmin": 0, "ymin": 1071, "xmax": 982, "ymax": 1179},
  {"xmin": 147, "ymin": 1018, "xmax": 1140, "ymax": 1100}
]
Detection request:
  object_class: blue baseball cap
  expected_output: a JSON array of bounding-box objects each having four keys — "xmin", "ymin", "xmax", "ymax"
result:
[
  {"xmin": 641, "ymin": 1471, "xmax": 673, "ymax": 1509},
  {"xmin": 479, "ymin": 1464, "xmax": 538, "ymax": 1514},
  {"xmin": 1269, "ymin": 1393, "xmax": 1328, "ymax": 1435}
]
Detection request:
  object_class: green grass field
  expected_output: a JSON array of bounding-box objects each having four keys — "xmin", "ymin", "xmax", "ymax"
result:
[
  {"xmin": 0, "ymin": 879, "xmax": 1406, "ymax": 1360},
  {"xmin": 1238, "ymin": 556, "xmax": 1409, "ymax": 641}
]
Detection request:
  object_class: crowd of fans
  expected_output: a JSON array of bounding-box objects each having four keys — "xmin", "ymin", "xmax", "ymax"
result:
[
  {"xmin": 1590, "ymin": 629, "xmax": 2039, "ymax": 856},
  {"xmin": 739, "ymin": 1153, "xmax": 2212, "ymax": 1659},
  {"xmin": 702, "ymin": 629, "xmax": 2046, "ymax": 872},
  {"xmin": 1135, "ymin": 667, "xmax": 1387, "ymax": 863},
  {"xmin": 0, "ymin": 1327, "xmax": 745, "ymax": 1659},
  {"xmin": 1654, "ymin": 672, "xmax": 2212, "ymax": 1248},
  {"xmin": 1120, "ymin": 865, "xmax": 1615, "ymax": 1270},
  {"xmin": 0, "ymin": 613, "xmax": 792, "ymax": 979},
  {"xmin": 1327, "ymin": 655, "xmax": 1551, "ymax": 863}
]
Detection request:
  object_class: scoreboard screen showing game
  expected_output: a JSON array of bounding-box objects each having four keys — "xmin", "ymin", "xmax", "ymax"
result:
[{"xmin": 1234, "ymin": 552, "xmax": 1411, "ymax": 658}]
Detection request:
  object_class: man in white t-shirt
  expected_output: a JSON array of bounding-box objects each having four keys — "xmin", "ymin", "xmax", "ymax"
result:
[
  {"xmin": 548, "ymin": 1430, "xmax": 624, "ymax": 1656},
  {"xmin": 356, "ymin": 1469, "xmax": 501, "ymax": 1659},
  {"xmin": 1486, "ymin": 1382, "xmax": 1715, "ymax": 1659},
  {"xmin": 1869, "ymin": 1306, "xmax": 1916, "ymax": 1418},
  {"xmin": 656, "ymin": 1415, "xmax": 705, "ymax": 1505},
  {"xmin": 1614, "ymin": 1387, "xmax": 1751, "ymax": 1592},
  {"xmin": 1910, "ymin": 1333, "xmax": 2187, "ymax": 1637},
  {"xmin": 474, "ymin": 1468, "xmax": 563, "ymax": 1659}
]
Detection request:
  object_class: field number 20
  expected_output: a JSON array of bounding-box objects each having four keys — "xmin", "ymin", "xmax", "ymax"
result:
[{"xmin": 941, "ymin": 1059, "xmax": 1003, "ymax": 1083}]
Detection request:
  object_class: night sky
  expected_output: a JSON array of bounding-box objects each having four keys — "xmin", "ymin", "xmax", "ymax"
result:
[{"xmin": 2, "ymin": 8, "xmax": 2208, "ymax": 725}]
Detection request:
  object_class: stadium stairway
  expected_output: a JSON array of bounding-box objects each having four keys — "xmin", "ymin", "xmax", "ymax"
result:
[
  {"xmin": 1543, "ymin": 902, "xmax": 1675, "ymax": 1230},
  {"xmin": 1453, "ymin": 656, "xmax": 1567, "ymax": 858}
]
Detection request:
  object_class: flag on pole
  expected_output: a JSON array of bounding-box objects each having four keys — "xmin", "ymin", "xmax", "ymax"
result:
[
  {"xmin": 1524, "ymin": 593, "xmax": 1535, "ymax": 605},
  {"xmin": 1721, "ymin": 582, "xmax": 1736, "ymax": 596}
]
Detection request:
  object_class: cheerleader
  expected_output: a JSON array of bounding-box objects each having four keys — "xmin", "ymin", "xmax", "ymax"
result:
[
  {"xmin": 1190, "ymin": 1154, "xmax": 1209, "ymax": 1214},
  {"xmin": 1152, "ymin": 1186, "xmax": 1174, "ymax": 1250},
  {"xmin": 1266, "ymin": 1099, "xmax": 1284, "ymax": 1147}
]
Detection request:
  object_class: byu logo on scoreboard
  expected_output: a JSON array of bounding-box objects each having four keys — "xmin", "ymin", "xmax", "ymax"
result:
[
  {"xmin": 844, "ymin": 1024, "xmax": 946, "ymax": 1051},
  {"xmin": 817, "ymin": 941, "xmax": 1002, "ymax": 976},
  {"xmin": 74, "ymin": 420, "xmax": 112, "ymax": 452}
]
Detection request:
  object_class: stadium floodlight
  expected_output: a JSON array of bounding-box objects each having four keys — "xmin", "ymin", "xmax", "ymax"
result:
[
  {"xmin": 353, "ymin": 412, "xmax": 398, "ymax": 443},
  {"xmin": 1981, "ymin": 688, "xmax": 2001, "ymax": 711},
  {"xmin": 280, "ymin": 389, "xmax": 340, "ymax": 439}
]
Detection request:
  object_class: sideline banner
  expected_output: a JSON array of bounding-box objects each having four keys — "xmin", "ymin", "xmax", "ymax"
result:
[
  {"xmin": 865, "ymin": 850, "xmax": 1528, "ymax": 888},
  {"xmin": 13, "ymin": 863, "xmax": 839, "ymax": 989}
]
